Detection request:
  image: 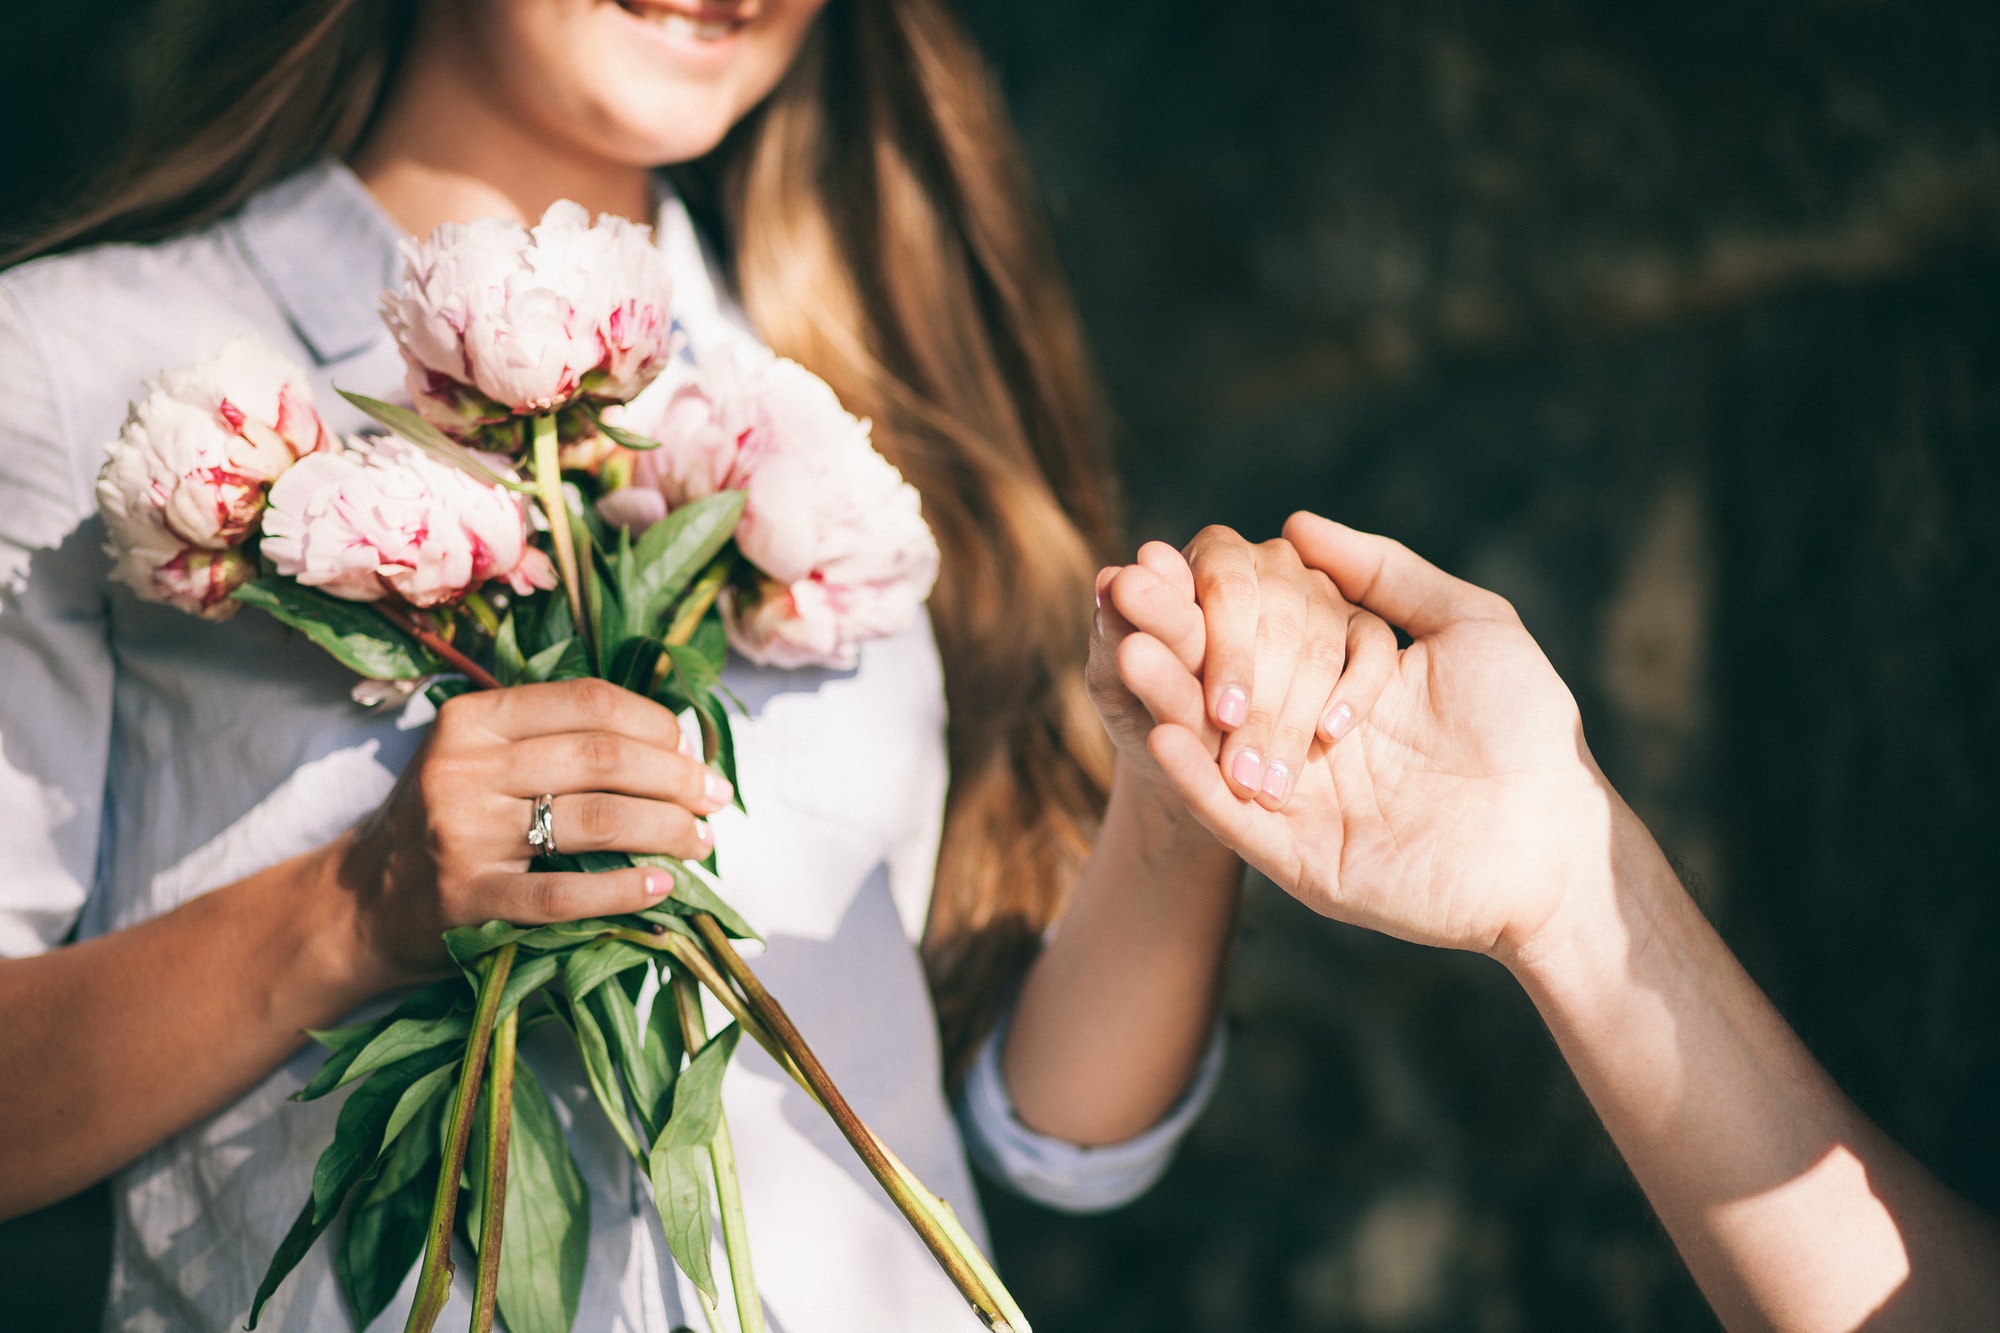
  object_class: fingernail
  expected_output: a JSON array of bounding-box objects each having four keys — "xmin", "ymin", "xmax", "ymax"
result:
[
  {"xmin": 643, "ymin": 874, "xmax": 669, "ymax": 899},
  {"xmin": 678, "ymin": 727, "xmax": 699, "ymax": 760},
  {"xmin": 1230, "ymin": 748, "xmax": 1264, "ymax": 792},
  {"xmin": 704, "ymin": 771, "xmax": 733, "ymax": 806},
  {"xmin": 1323, "ymin": 702, "xmax": 1356, "ymax": 741},
  {"xmin": 1261, "ymin": 761, "xmax": 1291, "ymax": 801},
  {"xmin": 694, "ymin": 819, "xmax": 713, "ymax": 847},
  {"xmin": 1217, "ymin": 686, "xmax": 1249, "ymax": 729}
]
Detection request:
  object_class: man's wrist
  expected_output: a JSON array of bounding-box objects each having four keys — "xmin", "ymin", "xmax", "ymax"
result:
[{"xmin": 1497, "ymin": 794, "xmax": 1684, "ymax": 1010}]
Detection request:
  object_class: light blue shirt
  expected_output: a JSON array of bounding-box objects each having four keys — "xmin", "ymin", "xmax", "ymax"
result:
[{"xmin": 0, "ymin": 159, "xmax": 1220, "ymax": 1332}]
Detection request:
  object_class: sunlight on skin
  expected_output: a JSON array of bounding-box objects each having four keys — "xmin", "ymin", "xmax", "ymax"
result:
[{"xmin": 1711, "ymin": 1145, "xmax": 1910, "ymax": 1332}]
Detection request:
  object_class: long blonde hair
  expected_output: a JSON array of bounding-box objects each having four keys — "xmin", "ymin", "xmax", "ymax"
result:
[{"xmin": 13, "ymin": 0, "xmax": 1117, "ymax": 1077}]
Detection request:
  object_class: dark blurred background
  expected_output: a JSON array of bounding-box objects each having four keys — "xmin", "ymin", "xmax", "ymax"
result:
[{"xmin": 4, "ymin": 1, "xmax": 1999, "ymax": 1329}]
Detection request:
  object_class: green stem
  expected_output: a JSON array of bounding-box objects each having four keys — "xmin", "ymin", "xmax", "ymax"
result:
[
  {"xmin": 404, "ymin": 943, "xmax": 517, "ymax": 1333},
  {"xmin": 649, "ymin": 553, "xmax": 737, "ymax": 699},
  {"xmin": 462, "ymin": 591, "xmax": 502, "ymax": 640},
  {"xmin": 470, "ymin": 1006, "xmax": 519, "ymax": 1333},
  {"xmin": 531, "ymin": 413, "xmax": 589, "ymax": 658},
  {"xmin": 670, "ymin": 966, "xmax": 766, "ymax": 1333},
  {"xmin": 685, "ymin": 916, "xmax": 1016, "ymax": 1332}
]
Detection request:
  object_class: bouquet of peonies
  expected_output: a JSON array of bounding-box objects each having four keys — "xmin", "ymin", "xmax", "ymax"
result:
[{"xmin": 97, "ymin": 204, "xmax": 1025, "ymax": 1333}]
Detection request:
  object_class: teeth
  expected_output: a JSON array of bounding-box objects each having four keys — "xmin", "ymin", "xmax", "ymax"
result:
[{"xmin": 650, "ymin": 10, "xmax": 739, "ymax": 41}]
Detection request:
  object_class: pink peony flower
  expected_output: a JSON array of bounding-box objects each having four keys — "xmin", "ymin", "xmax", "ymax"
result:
[
  {"xmin": 97, "ymin": 338, "xmax": 332, "ymax": 618},
  {"xmin": 381, "ymin": 201, "xmax": 676, "ymax": 443},
  {"xmin": 260, "ymin": 436, "xmax": 557, "ymax": 607},
  {"xmin": 601, "ymin": 344, "xmax": 940, "ymax": 670}
]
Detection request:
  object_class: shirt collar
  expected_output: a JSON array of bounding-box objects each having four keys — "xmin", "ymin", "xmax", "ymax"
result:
[{"xmin": 230, "ymin": 158, "xmax": 406, "ymax": 367}]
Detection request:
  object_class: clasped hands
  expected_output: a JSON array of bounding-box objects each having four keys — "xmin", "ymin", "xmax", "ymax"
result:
[{"xmin": 1089, "ymin": 511, "xmax": 1624, "ymax": 969}]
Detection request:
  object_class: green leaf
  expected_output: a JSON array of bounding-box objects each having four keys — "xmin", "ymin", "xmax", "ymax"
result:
[
  {"xmin": 494, "ymin": 951, "xmax": 562, "ymax": 1021},
  {"xmin": 638, "ymin": 969, "xmax": 687, "ymax": 1138},
  {"xmin": 563, "ymin": 937, "xmax": 652, "ymax": 1004},
  {"xmin": 651, "ymin": 1144, "xmax": 718, "ymax": 1302},
  {"xmin": 231, "ymin": 581, "xmax": 440, "ymax": 680},
  {"xmin": 494, "ymin": 610, "xmax": 528, "ymax": 685},
  {"xmin": 425, "ymin": 677, "xmax": 477, "ymax": 709},
  {"xmin": 495, "ymin": 1062, "xmax": 591, "ymax": 1333},
  {"xmin": 444, "ymin": 920, "xmax": 531, "ymax": 966},
  {"xmin": 323, "ymin": 1012, "xmax": 471, "ymax": 1095},
  {"xmin": 664, "ymin": 642, "xmax": 720, "ymax": 697},
  {"xmin": 527, "ymin": 586, "xmax": 575, "ymax": 657},
  {"xmin": 597, "ymin": 416, "xmax": 663, "ymax": 451},
  {"xmin": 610, "ymin": 636, "xmax": 667, "ymax": 698},
  {"xmin": 337, "ymin": 1078, "xmax": 445, "ymax": 1326},
  {"xmin": 524, "ymin": 635, "xmax": 590, "ymax": 683},
  {"xmin": 298, "ymin": 982, "xmax": 464, "ymax": 1102},
  {"xmin": 632, "ymin": 858, "xmax": 759, "ymax": 940},
  {"xmin": 647, "ymin": 1024, "xmax": 741, "ymax": 1303},
  {"xmin": 658, "ymin": 1024, "xmax": 740, "ymax": 1152},
  {"xmin": 558, "ymin": 991, "xmax": 647, "ymax": 1163},
  {"xmin": 630, "ymin": 492, "xmax": 745, "ymax": 630},
  {"xmin": 250, "ymin": 1043, "xmax": 458, "ymax": 1325},
  {"xmin": 585, "ymin": 978, "xmax": 668, "ymax": 1141},
  {"xmin": 338, "ymin": 390, "xmax": 532, "ymax": 493},
  {"xmin": 690, "ymin": 692, "xmax": 743, "ymax": 812}
]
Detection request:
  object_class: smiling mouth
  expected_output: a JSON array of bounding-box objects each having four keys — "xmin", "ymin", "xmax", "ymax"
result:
[{"xmin": 613, "ymin": 0, "xmax": 756, "ymax": 41}]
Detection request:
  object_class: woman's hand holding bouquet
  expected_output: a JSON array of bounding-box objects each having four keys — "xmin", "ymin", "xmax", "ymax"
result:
[{"xmin": 96, "ymin": 204, "xmax": 1023, "ymax": 1333}]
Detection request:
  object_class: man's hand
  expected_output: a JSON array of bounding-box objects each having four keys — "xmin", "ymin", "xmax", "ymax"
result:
[{"xmin": 1131, "ymin": 513, "xmax": 1618, "ymax": 963}]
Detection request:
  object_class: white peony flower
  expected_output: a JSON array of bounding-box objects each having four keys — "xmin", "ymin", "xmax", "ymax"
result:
[
  {"xmin": 600, "ymin": 343, "xmax": 940, "ymax": 670},
  {"xmin": 380, "ymin": 201, "xmax": 676, "ymax": 444},
  {"xmin": 260, "ymin": 436, "xmax": 557, "ymax": 608},
  {"xmin": 97, "ymin": 338, "xmax": 331, "ymax": 618}
]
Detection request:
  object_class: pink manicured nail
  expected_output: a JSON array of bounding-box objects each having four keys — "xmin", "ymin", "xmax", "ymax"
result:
[
  {"xmin": 1217, "ymin": 686, "xmax": 1249, "ymax": 729},
  {"xmin": 1230, "ymin": 748, "xmax": 1264, "ymax": 792},
  {"xmin": 678, "ymin": 727, "xmax": 699, "ymax": 760},
  {"xmin": 643, "ymin": 874, "xmax": 668, "ymax": 899},
  {"xmin": 694, "ymin": 819, "xmax": 713, "ymax": 847},
  {"xmin": 704, "ymin": 771, "xmax": 733, "ymax": 806},
  {"xmin": 1261, "ymin": 761, "xmax": 1291, "ymax": 802},
  {"xmin": 1322, "ymin": 702, "xmax": 1356, "ymax": 741}
]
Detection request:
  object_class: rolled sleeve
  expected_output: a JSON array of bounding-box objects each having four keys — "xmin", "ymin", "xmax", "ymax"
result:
[
  {"xmin": 0, "ymin": 278, "xmax": 114, "ymax": 957},
  {"xmin": 953, "ymin": 1010, "xmax": 1226, "ymax": 1214}
]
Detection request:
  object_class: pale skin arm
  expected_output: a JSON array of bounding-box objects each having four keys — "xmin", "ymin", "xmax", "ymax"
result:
[
  {"xmin": 1004, "ymin": 534, "xmax": 1396, "ymax": 1145},
  {"xmin": 0, "ymin": 679, "xmax": 727, "ymax": 1219},
  {"xmin": 1127, "ymin": 512, "xmax": 2000, "ymax": 1330}
]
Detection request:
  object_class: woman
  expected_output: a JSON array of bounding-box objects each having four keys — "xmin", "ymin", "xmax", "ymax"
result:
[{"xmin": 0, "ymin": 1, "xmax": 1383, "ymax": 1328}]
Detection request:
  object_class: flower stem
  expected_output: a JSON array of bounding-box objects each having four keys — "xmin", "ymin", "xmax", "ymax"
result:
[
  {"xmin": 404, "ymin": 943, "xmax": 517, "ymax": 1333},
  {"xmin": 685, "ymin": 916, "xmax": 1016, "ymax": 1332},
  {"xmin": 665, "ymin": 554, "xmax": 735, "ymax": 647},
  {"xmin": 471, "ymin": 1005, "xmax": 519, "ymax": 1333},
  {"xmin": 462, "ymin": 591, "xmax": 502, "ymax": 640},
  {"xmin": 670, "ymin": 965, "xmax": 766, "ymax": 1333},
  {"xmin": 377, "ymin": 603, "xmax": 504, "ymax": 691},
  {"xmin": 531, "ymin": 413, "xmax": 589, "ymax": 657}
]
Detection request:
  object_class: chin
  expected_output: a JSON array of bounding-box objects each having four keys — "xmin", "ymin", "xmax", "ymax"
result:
[{"xmin": 583, "ymin": 89, "xmax": 746, "ymax": 167}]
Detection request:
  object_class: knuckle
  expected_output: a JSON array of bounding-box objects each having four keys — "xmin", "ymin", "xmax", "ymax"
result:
[
  {"xmin": 1260, "ymin": 608, "xmax": 1304, "ymax": 650},
  {"xmin": 576, "ymin": 731, "xmax": 624, "ymax": 779},
  {"xmin": 526, "ymin": 874, "xmax": 572, "ymax": 922},
  {"xmin": 1301, "ymin": 634, "xmax": 1350, "ymax": 676},
  {"xmin": 569, "ymin": 676, "xmax": 624, "ymax": 723},
  {"xmin": 1269, "ymin": 720, "xmax": 1315, "ymax": 757},
  {"xmin": 572, "ymin": 793, "xmax": 620, "ymax": 843},
  {"xmin": 1207, "ymin": 569, "xmax": 1259, "ymax": 607}
]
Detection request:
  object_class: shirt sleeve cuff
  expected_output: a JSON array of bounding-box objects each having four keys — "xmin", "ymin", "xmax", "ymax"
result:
[{"xmin": 953, "ymin": 1010, "xmax": 1226, "ymax": 1215}]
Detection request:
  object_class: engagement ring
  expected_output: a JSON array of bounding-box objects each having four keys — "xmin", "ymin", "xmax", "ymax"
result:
[{"xmin": 527, "ymin": 793, "xmax": 558, "ymax": 857}]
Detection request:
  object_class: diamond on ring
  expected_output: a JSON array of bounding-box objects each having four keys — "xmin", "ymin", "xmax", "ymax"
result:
[{"xmin": 528, "ymin": 793, "xmax": 558, "ymax": 858}]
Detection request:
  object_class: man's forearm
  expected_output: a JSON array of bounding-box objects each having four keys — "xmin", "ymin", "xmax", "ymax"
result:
[{"xmin": 1506, "ymin": 802, "xmax": 2000, "ymax": 1331}]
